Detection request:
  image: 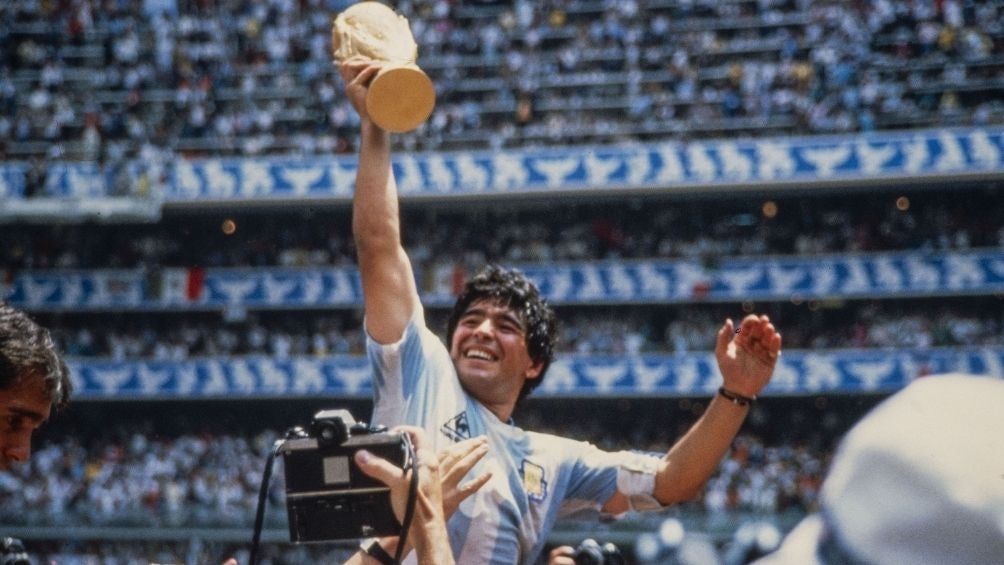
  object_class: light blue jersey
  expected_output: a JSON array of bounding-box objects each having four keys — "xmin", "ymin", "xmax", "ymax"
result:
[{"xmin": 368, "ymin": 309, "xmax": 662, "ymax": 564}]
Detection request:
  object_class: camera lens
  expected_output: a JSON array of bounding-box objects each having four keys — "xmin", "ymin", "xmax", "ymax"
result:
[
  {"xmin": 573, "ymin": 539, "xmax": 605, "ymax": 565},
  {"xmin": 312, "ymin": 418, "xmax": 348, "ymax": 446},
  {"xmin": 573, "ymin": 539, "xmax": 622, "ymax": 565},
  {"xmin": 0, "ymin": 538, "xmax": 30, "ymax": 565}
]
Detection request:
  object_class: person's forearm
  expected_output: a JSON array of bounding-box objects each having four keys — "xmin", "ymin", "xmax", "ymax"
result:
[
  {"xmin": 353, "ymin": 120, "xmax": 397, "ymax": 253},
  {"xmin": 410, "ymin": 487, "xmax": 455, "ymax": 565},
  {"xmin": 654, "ymin": 393, "xmax": 748, "ymax": 504},
  {"xmin": 411, "ymin": 519, "xmax": 454, "ymax": 565}
]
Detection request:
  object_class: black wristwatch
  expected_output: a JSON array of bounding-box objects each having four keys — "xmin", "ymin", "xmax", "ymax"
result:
[{"xmin": 360, "ymin": 537, "xmax": 396, "ymax": 565}]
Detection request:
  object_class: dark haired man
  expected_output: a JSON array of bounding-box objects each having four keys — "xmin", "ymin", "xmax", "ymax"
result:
[
  {"xmin": 0, "ymin": 303, "xmax": 72, "ymax": 470},
  {"xmin": 444, "ymin": 264, "xmax": 557, "ymax": 408},
  {"xmin": 341, "ymin": 58, "xmax": 782, "ymax": 564}
]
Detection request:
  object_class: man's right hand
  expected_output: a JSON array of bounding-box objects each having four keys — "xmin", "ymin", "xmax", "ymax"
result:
[{"xmin": 339, "ymin": 56, "xmax": 383, "ymax": 123}]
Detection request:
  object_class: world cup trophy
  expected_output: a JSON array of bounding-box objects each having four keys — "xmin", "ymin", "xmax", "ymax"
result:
[{"xmin": 332, "ymin": 1, "xmax": 436, "ymax": 133}]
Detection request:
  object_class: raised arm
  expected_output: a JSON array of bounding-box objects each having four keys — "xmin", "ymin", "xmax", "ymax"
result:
[
  {"xmin": 657, "ymin": 314, "xmax": 780, "ymax": 503},
  {"xmin": 340, "ymin": 58, "xmax": 421, "ymax": 344},
  {"xmin": 604, "ymin": 314, "xmax": 781, "ymax": 511}
]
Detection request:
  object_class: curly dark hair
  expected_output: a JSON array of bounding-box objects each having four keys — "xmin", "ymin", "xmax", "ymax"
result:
[
  {"xmin": 0, "ymin": 303, "xmax": 72, "ymax": 410},
  {"xmin": 446, "ymin": 265, "xmax": 557, "ymax": 404}
]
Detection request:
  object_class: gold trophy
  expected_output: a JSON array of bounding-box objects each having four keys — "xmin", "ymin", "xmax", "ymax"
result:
[{"xmin": 332, "ymin": 1, "xmax": 436, "ymax": 133}]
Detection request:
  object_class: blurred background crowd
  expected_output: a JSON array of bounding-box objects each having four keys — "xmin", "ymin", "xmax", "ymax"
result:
[
  {"xmin": 2, "ymin": 188, "xmax": 1001, "ymax": 269},
  {"xmin": 29, "ymin": 298, "xmax": 1003, "ymax": 360}
]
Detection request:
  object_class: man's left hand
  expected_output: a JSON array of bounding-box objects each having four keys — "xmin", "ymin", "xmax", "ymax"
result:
[{"xmin": 715, "ymin": 314, "xmax": 782, "ymax": 398}]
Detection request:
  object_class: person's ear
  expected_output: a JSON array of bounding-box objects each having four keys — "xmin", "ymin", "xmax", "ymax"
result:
[{"xmin": 524, "ymin": 359, "xmax": 544, "ymax": 381}]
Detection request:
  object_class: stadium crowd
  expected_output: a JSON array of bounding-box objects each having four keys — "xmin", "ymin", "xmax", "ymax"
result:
[
  {"xmin": 2, "ymin": 188, "xmax": 1000, "ymax": 270},
  {"xmin": 1, "ymin": 429, "xmax": 277, "ymax": 528},
  {"xmin": 38, "ymin": 298, "xmax": 1004, "ymax": 360},
  {"xmin": 2, "ymin": 0, "xmax": 1003, "ymax": 166}
]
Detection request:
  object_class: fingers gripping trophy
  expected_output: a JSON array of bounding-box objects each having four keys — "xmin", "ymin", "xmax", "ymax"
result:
[{"xmin": 332, "ymin": 1, "xmax": 436, "ymax": 133}]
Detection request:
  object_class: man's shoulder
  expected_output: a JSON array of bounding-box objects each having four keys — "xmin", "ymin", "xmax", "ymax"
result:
[{"xmin": 367, "ymin": 310, "xmax": 450, "ymax": 356}]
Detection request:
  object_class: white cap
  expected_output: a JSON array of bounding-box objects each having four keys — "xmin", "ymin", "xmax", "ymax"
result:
[{"xmin": 757, "ymin": 374, "xmax": 1004, "ymax": 565}]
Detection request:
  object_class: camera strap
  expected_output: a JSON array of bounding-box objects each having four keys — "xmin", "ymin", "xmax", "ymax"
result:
[
  {"xmin": 249, "ymin": 437, "xmax": 285, "ymax": 565},
  {"xmin": 393, "ymin": 433, "xmax": 419, "ymax": 564}
]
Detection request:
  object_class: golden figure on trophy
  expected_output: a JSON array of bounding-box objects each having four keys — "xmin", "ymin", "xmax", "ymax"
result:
[{"xmin": 332, "ymin": 1, "xmax": 436, "ymax": 133}]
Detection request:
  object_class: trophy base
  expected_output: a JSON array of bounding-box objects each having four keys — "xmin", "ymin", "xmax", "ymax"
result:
[{"xmin": 366, "ymin": 65, "xmax": 436, "ymax": 133}]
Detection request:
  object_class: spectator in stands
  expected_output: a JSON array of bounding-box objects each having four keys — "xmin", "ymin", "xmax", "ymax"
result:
[
  {"xmin": 755, "ymin": 374, "xmax": 1004, "ymax": 565},
  {"xmin": 0, "ymin": 303, "xmax": 71, "ymax": 469},
  {"xmin": 342, "ymin": 57, "xmax": 782, "ymax": 564}
]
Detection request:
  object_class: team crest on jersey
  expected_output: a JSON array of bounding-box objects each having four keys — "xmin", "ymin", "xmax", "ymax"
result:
[
  {"xmin": 521, "ymin": 460, "xmax": 548, "ymax": 502},
  {"xmin": 440, "ymin": 411, "xmax": 471, "ymax": 442}
]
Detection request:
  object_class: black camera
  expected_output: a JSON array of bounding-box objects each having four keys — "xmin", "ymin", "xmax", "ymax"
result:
[
  {"xmin": 0, "ymin": 538, "xmax": 30, "ymax": 565},
  {"xmin": 280, "ymin": 409, "xmax": 409, "ymax": 542},
  {"xmin": 573, "ymin": 539, "xmax": 624, "ymax": 565}
]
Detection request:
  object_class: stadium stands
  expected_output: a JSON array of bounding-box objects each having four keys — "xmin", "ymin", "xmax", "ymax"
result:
[
  {"xmin": 2, "ymin": 187, "xmax": 1001, "ymax": 267},
  {"xmin": 2, "ymin": 0, "xmax": 1003, "ymax": 563},
  {"xmin": 2, "ymin": 0, "xmax": 1002, "ymax": 161}
]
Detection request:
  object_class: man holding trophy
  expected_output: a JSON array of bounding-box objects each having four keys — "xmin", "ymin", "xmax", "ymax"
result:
[{"xmin": 335, "ymin": 2, "xmax": 783, "ymax": 564}]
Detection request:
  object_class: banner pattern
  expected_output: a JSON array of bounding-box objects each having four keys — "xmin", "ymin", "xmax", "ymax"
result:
[
  {"xmin": 0, "ymin": 128, "xmax": 1002, "ymax": 201},
  {"xmin": 6, "ymin": 250, "xmax": 1003, "ymax": 310},
  {"xmin": 66, "ymin": 348, "xmax": 1004, "ymax": 398},
  {"xmin": 165, "ymin": 127, "xmax": 1004, "ymax": 200}
]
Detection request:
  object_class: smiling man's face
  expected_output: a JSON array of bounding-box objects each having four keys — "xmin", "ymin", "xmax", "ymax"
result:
[
  {"xmin": 449, "ymin": 299, "xmax": 542, "ymax": 410},
  {"xmin": 0, "ymin": 375, "xmax": 51, "ymax": 470}
]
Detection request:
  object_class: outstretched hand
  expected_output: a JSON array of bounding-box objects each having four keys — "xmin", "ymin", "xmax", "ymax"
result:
[
  {"xmin": 436, "ymin": 436, "xmax": 492, "ymax": 519},
  {"xmin": 715, "ymin": 314, "xmax": 782, "ymax": 398}
]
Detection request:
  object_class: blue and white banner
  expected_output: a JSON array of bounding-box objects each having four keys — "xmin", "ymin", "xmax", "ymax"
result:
[
  {"xmin": 193, "ymin": 267, "xmax": 361, "ymax": 307},
  {"xmin": 6, "ymin": 250, "xmax": 1004, "ymax": 310},
  {"xmin": 6, "ymin": 270, "xmax": 147, "ymax": 309},
  {"xmin": 514, "ymin": 249, "xmax": 1004, "ymax": 304},
  {"xmin": 164, "ymin": 127, "xmax": 1004, "ymax": 201},
  {"xmin": 42, "ymin": 162, "xmax": 109, "ymax": 198},
  {"xmin": 67, "ymin": 348, "xmax": 1004, "ymax": 398},
  {"xmin": 2, "ymin": 127, "xmax": 1003, "ymax": 202},
  {"xmin": 68, "ymin": 355, "xmax": 374, "ymax": 398},
  {"xmin": 4, "ymin": 266, "xmax": 363, "ymax": 310},
  {"xmin": 540, "ymin": 348, "xmax": 1004, "ymax": 396}
]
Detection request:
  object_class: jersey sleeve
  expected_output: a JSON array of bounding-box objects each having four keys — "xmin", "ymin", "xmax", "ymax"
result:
[
  {"xmin": 560, "ymin": 440, "xmax": 664, "ymax": 517},
  {"xmin": 366, "ymin": 306, "xmax": 464, "ymax": 430}
]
